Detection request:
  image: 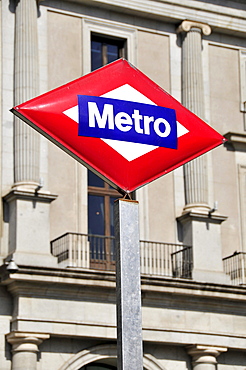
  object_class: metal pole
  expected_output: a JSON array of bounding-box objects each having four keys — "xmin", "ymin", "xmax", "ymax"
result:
[{"xmin": 114, "ymin": 198, "xmax": 143, "ymax": 370}]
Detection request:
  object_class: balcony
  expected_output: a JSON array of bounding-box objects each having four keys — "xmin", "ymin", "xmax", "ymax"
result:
[
  {"xmin": 51, "ymin": 232, "xmax": 192, "ymax": 279},
  {"xmin": 223, "ymin": 252, "xmax": 246, "ymax": 286}
]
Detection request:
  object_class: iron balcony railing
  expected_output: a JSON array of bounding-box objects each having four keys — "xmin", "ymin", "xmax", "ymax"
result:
[
  {"xmin": 171, "ymin": 246, "xmax": 193, "ymax": 279},
  {"xmin": 223, "ymin": 252, "xmax": 246, "ymax": 285},
  {"xmin": 51, "ymin": 232, "xmax": 193, "ymax": 278}
]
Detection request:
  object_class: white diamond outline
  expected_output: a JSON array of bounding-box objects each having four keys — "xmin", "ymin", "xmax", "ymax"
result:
[{"xmin": 63, "ymin": 84, "xmax": 189, "ymax": 162}]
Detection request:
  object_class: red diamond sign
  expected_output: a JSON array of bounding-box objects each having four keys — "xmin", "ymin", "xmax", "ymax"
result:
[{"xmin": 11, "ymin": 59, "xmax": 225, "ymax": 193}]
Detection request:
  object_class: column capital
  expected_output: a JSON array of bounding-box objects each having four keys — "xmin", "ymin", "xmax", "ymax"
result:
[
  {"xmin": 177, "ymin": 20, "xmax": 211, "ymax": 36},
  {"xmin": 187, "ymin": 345, "xmax": 227, "ymax": 365},
  {"xmin": 6, "ymin": 332, "xmax": 50, "ymax": 353}
]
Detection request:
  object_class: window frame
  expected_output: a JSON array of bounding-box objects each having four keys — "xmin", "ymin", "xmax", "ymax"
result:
[
  {"xmin": 88, "ymin": 173, "xmax": 121, "ymax": 270},
  {"xmin": 88, "ymin": 180, "xmax": 121, "ymax": 237},
  {"xmin": 82, "ymin": 18, "xmax": 137, "ymax": 75}
]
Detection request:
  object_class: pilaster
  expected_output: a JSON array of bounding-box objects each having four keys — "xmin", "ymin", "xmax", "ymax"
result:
[
  {"xmin": 177, "ymin": 21, "xmax": 228, "ymax": 284},
  {"xmin": 14, "ymin": 0, "xmax": 40, "ymax": 187},
  {"xmin": 187, "ymin": 345, "xmax": 227, "ymax": 370},
  {"xmin": 8, "ymin": 0, "xmax": 58, "ymax": 267},
  {"xmin": 178, "ymin": 20, "xmax": 211, "ymax": 213},
  {"xmin": 6, "ymin": 332, "xmax": 50, "ymax": 370}
]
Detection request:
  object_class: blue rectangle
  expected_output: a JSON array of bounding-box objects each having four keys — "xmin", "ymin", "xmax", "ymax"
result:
[{"xmin": 78, "ymin": 95, "xmax": 177, "ymax": 149}]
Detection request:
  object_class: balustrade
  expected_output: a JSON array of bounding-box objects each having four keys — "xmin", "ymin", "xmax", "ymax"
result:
[{"xmin": 51, "ymin": 233, "xmax": 192, "ymax": 278}]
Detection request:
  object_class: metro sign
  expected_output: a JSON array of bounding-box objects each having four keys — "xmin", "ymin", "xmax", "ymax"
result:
[
  {"xmin": 11, "ymin": 59, "xmax": 225, "ymax": 193},
  {"xmin": 78, "ymin": 95, "xmax": 177, "ymax": 149}
]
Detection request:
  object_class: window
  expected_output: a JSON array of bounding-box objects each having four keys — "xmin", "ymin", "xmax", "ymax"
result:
[
  {"xmin": 84, "ymin": 23, "xmax": 136, "ymax": 270},
  {"xmin": 88, "ymin": 33, "xmax": 125, "ymax": 270}
]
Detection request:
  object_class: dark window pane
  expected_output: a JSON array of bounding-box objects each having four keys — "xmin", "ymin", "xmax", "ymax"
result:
[
  {"xmin": 107, "ymin": 44, "xmax": 119, "ymax": 63},
  {"xmin": 110, "ymin": 196, "xmax": 118, "ymax": 236},
  {"xmin": 91, "ymin": 40, "xmax": 102, "ymax": 71},
  {"xmin": 88, "ymin": 195, "xmax": 104, "ymax": 235},
  {"xmin": 88, "ymin": 170, "xmax": 104, "ymax": 187},
  {"xmin": 110, "ymin": 196, "xmax": 118, "ymax": 261}
]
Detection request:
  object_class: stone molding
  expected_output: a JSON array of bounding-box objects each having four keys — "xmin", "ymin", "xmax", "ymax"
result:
[
  {"xmin": 187, "ymin": 345, "xmax": 227, "ymax": 365},
  {"xmin": 4, "ymin": 264, "xmax": 246, "ymax": 295},
  {"xmin": 182, "ymin": 203, "xmax": 211, "ymax": 214},
  {"xmin": 177, "ymin": 20, "xmax": 211, "ymax": 36},
  {"xmin": 6, "ymin": 332, "xmax": 50, "ymax": 353},
  {"xmin": 3, "ymin": 189, "xmax": 58, "ymax": 204},
  {"xmin": 178, "ymin": 209, "xmax": 228, "ymax": 225}
]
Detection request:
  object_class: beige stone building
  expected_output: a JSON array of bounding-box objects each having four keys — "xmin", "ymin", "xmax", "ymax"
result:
[{"xmin": 1, "ymin": 0, "xmax": 246, "ymax": 369}]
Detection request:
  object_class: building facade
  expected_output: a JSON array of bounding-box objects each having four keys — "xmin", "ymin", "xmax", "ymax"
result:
[{"xmin": 1, "ymin": 0, "xmax": 246, "ymax": 369}]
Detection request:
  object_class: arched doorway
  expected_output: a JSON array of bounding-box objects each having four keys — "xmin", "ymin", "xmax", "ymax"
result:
[{"xmin": 59, "ymin": 344, "xmax": 164, "ymax": 370}]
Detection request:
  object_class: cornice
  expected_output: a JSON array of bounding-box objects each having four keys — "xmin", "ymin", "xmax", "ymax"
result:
[
  {"xmin": 59, "ymin": 0, "xmax": 246, "ymax": 35},
  {"xmin": 2, "ymin": 264, "xmax": 246, "ymax": 300}
]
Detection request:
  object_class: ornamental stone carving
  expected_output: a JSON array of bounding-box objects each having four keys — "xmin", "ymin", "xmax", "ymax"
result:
[
  {"xmin": 187, "ymin": 345, "xmax": 227, "ymax": 369},
  {"xmin": 7, "ymin": 332, "xmax": 50, "ymax": 370},
  {"xmin": 177, "ymin": 20, "xmax": 211, "ymax": 36}
]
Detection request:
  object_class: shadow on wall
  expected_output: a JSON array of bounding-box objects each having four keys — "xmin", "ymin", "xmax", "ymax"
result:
[{"xmin": 218, "ymin": 349, "xmax": 246, "ymax": 367}]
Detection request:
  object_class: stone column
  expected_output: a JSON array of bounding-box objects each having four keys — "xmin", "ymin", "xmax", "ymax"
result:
[
  {"xmin": 187, "ymin": 345, "xmax": 227, "ymax": 370},
  {"xmin": 14, "ymin": 0, "xmax": 40, "ymax": 189},
  {"xmin": 177, "ymin": 20, "xmax": 211, "ymax": 212},
  {"xmin": 6, "ymin": 332, "xmax": 50, "ymax": 370}
]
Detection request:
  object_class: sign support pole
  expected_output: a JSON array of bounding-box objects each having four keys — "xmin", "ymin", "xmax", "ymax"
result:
[{"xmin": 114, "ymin": 198, "xmax": 143, "ymax": 370}]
